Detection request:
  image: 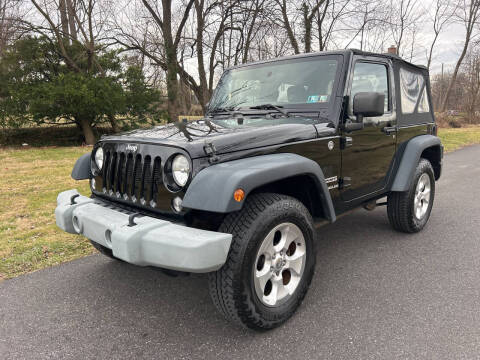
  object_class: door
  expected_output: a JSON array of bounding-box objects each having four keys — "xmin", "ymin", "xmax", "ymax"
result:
[{"xmin": 340, "ymin": 58, "xmax": 397, "ymax": 201}]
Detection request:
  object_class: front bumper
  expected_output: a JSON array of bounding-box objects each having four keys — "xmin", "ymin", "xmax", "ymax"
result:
[{"xmin": 55, "ymin": 189, "xmax": 232, "ymax": 273}]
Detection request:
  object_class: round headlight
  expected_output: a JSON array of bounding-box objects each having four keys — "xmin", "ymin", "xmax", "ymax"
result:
[
  {"xmin": 94, "ymin": 147, "xmax": 104, "ymax": 171},
  {"xmin": 172, "ymin": 154, "xmax": 190, "ymax": 187}
]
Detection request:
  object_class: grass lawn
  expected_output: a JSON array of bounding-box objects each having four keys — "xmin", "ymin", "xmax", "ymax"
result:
[
  {"xmin": 0, "ymin": 147, "xmax": 95, "ymax": 280},
  {"xmin": 1, "ymin": 126, "xmax": 480, "ymax": 279},
  {"xmin": 437, "ymin": 126, "xmax": 480, "ymax": 152}
]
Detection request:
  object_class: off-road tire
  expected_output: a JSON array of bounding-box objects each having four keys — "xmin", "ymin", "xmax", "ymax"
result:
[
  {"xmin": 387, "ymin": 158, "xmax": 435, "ymax": 233},
  {"xmin": 208, "ymin": 193, "xmax": 316, "ymax": 330},
  {"xmin": 89, "ymin": 240, "xmax": 121, "ymax": 261}
]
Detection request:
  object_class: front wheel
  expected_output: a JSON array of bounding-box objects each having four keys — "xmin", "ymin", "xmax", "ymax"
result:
[
  {"xmin": 387, "ymin": 158, "xmax": 435, "ymax": 233},
  {"xmin": 208, "ymin": 193, "xmax": 316, "ymax": 330}
]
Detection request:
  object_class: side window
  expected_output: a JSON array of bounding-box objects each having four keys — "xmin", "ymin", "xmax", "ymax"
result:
[
  {"xmin": 399, "ymin": 68, "xmax": 430, "ymax": 114},
  {"xmin": 350, "ymin": 62, "xmax": 389, "ymax": 113}
]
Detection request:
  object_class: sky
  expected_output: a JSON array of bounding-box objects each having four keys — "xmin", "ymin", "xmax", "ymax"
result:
[
  {"xmin": 417, "ymin": 20, "xmax": 466, "ymax": 75},
  {"xmin": 22, "ymin": 0, "xmax": 469, "ymax": 80},
  {"xmin": 181, "ymin": 1, "xmax": 470, "ymax": 82}
]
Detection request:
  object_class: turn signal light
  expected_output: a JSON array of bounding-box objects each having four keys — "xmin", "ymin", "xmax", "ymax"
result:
[{"xmin": 233, "ymin": 189, "xmax": 245, "ymax": 202}]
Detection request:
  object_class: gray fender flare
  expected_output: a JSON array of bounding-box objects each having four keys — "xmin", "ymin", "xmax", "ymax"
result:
[
  {"xmin": 71, "ymin": 152, "xmax": 92, "ymax": 180},
  {"xmin": 391, "ymin": 135, "xmax": 442, "ymax": 192},
  {"xmin": 182, "ymin": 153, "xmax": 336, "ymax": 222}
]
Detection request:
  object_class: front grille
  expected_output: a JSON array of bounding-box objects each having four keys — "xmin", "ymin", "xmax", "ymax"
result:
[{"xmin": 102, "ymin": 150, "xmax": 163, "ymax": 207}]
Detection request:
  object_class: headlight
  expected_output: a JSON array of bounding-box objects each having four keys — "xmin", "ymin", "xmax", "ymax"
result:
[
  {"xmin": 172, "ymin": 154, "xmax": 190, "ymax": 187},
  {"xmin": 94, "ymin": 147, "xmax": 104, "ymax": 171}
]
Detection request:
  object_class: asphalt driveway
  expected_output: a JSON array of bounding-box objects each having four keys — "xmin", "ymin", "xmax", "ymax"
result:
[{"xmin": 1, "ymin": 145, "xmax": 480, "ymax": 359}]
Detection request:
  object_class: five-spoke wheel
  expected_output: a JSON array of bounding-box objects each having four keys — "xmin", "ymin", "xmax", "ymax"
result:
[
  {"xmin": 254, "ymin": 223, "xmax": 306, "ymax": 306},
  {"xmin": 209, "ymin": 193, "xmax": 316, "ymax": 330},
  {"xmin": 388, "ymin": 158, "xmax": 435, "ymax": 233},
  {"xmin": 414, "ymin": 173, "xmax": 431, "ymax": 220}
]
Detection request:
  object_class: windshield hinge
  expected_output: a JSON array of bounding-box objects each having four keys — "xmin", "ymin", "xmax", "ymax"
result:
[
  {"xmin": 340, "ymin": 95, "xmax": 349, "ymax": 128},
  {"xmin": 204, "ymin": 141, "xmax": 219, "ymax": 163}
]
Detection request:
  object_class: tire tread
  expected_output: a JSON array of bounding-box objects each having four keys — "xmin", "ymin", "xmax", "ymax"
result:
[{"xmin": 208, "ymin": 193, "xmax": 315, "ymax": 330}]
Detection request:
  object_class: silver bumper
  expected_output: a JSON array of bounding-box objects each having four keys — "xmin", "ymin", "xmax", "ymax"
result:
[{"xmin": 55, "ymin": 189, "xmax": 232, "ymax": 273}]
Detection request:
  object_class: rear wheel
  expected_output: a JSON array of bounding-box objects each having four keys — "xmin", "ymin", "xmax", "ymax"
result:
[
  {"xmin": 208, "ymin": 193, "xmax": 316, "ymax": 330},
  {"xmin": 387, "ymin": 158, "xmax": 435, "ymax": 233}
]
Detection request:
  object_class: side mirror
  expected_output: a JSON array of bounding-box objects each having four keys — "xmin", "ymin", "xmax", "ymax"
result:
[
  {"xmin": 353, "ymin": 92, "xmax": 385, "ymax": 118},
  {"xmin": 345, "ymin": 92, "xmax": 385, "ymax": 132}
]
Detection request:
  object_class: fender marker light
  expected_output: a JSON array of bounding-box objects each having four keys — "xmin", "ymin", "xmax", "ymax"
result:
[{"xmin": 234, "ymin": 189, "xmax": 245, "ymax": 202}]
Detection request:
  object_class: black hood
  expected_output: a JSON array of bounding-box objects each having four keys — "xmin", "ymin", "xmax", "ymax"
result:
[{"xmin": 102, "ymin": 118, "xmax": 322, "ymax": 159}]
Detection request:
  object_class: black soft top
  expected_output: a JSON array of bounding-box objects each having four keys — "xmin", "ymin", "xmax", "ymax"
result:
[{"xmin": 230, "ymin": 49, "xmax": 427, "ymax": 73}]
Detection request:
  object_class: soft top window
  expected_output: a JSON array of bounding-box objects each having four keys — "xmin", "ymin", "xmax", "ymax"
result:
[{"xmin": 399, "ymin": 68, "xmax": 430, "ymax": 114}]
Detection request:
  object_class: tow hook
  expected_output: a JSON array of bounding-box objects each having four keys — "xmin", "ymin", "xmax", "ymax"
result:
[{"xmin": 128, "ymin": 213, "xmax": 142, "ymax": 227}]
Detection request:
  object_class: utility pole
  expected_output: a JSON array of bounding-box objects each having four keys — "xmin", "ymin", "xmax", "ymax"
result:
[{"xmin": 442, "ymin": 63, "xmax": 445, "ymax": 110}]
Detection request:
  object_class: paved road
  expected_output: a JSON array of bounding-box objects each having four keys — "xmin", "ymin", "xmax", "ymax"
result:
[{"xmin": 1, "ymin": 146, "xmax": 480, "ymax": 359}]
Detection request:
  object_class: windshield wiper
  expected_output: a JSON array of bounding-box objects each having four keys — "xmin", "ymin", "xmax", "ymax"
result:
[
  {"xmin": 208, "ymin": 106, "xmax": 236, "ymax": 115},
  {"xmin": 249, "ymin": 104, "xmax": 291, "ymax": 117}
]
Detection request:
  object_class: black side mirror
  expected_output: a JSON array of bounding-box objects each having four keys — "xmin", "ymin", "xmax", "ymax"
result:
[
  {"xmin": 353, "ymin": 92, "xmax": 385, "ymax": 118},
  {"xmin": 345, "ymin": 92, "xmax": 385, "ymax": 132}
]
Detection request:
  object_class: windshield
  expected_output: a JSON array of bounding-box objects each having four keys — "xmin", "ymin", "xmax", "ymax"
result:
[{"xmin": 208, "ymin": 56, "xmax": 340, "ymax": 112}]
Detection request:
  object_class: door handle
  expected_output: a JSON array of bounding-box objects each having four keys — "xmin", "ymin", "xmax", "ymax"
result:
[{"xmin": 382, "ymin": 126, "xmax": 396, "ymax": 135}]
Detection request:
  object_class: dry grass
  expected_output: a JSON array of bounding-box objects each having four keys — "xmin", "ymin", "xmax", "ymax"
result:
[
  {"xmin": 1, "ymin": 126, "xmax": 480, "ymax": 279},
  {"xmin": 438, "ymin": 126, "xmax": 480, "ymax": 152},
  {"xmin": 0, "ymin": 146, "xmax": 95, "ymax": 279}
]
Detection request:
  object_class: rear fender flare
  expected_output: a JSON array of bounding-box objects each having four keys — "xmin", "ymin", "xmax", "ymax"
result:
[{"xmin": 391, "ymin": 135, "xmax": 442, "ymax": 192}]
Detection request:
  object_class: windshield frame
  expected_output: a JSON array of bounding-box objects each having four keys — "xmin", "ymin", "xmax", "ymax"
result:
[{"xmin": 207, "ymin": 54, "xmax": 345, "ymax": 114}]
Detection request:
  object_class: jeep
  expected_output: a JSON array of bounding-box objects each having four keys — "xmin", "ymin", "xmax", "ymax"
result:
[{"xmin": 55, "ymin": 49, "xmax": 443, "ymax": 330}]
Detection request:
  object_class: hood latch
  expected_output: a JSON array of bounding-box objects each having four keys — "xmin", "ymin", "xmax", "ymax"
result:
[{"xmin": 204, "ymin": 141, "xmax": 219, "ymax": 164}]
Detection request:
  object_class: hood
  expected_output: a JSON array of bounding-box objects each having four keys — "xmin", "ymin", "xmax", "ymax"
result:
[{"xmin": 101, "ymin": 118, "xmax": 322, "ymax": 159}]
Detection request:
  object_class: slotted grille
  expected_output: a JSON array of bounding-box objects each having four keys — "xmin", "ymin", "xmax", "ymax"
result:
[{"xmin": 102, "ymin": 150, "xmax": 161, "ymax": 207}]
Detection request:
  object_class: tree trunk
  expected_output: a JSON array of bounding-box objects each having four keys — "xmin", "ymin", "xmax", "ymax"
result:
[
  {"xmin": 440, "ymin": 42, "xmax": 469, "ymax": 112},
  {"xmin": 303, "ymin": 3, "xmax": 312, "ymax": 52},
  {"xmin": 440, "ymin": 1, "xmax": 480, "ymax": 112},
  {"xmin": 164, "ymin": 43, "xmax": 180, "ymax": 122},
  {"xmin": 280, "ymin": 0, "xmax": 300, "ymax": 54},
  {"xmin": 194, "ymin": 0, "xmax": 209, "ymax": 110},
  {"xmin": 66, "ymin": 0, "xmax": 77, "ymax": 41},
  {"xmin": 78, "ymin": 118, "xmax": 96, "ymax": 145},
  {"xmin": 108, "ymin": 114, "xmax": 120, "ymax": 133},
  {"xmin": 58, "ymin": 0, "xmax": 69, "ymax": 41}
]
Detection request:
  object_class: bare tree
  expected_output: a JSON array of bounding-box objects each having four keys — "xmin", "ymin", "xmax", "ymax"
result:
[
  {"xmin": 389, "ymin": 0, "xmax": 423, "ymax": 56},
  {"xmin": 29, "ymin": 0, "xmax": 113, "ymax": 143},
  {"xmin": 336, "ymin": 0, "xmax": 389, "ymax": 52},
  {"xmin": 426, "ymin": 0, "xmax": 457, "ymax": 69},
  {"xmin": 191, "ymin": 0, "xmax": 241, "ymax": 108},
  {"xmin": 313, "ymin": 0, "xmax": 351, "ymax": 51},
  {"xmin": 0, "ymin": 0, "xmax": 22, "ymax": 56},
  {"xmin": 440, "ymin": 0, "xmax": 480, "ymax": 112},
  {"xmin": 275, "ymin": 0, "xmax": 328, "ymax": 54},
  {"xmin": 462, "ymin": 49, "xmax": 480, "ymax": 120},
  {"xmin": 139, "ymin": 0, "xmax": 195, "ymax": 122}
]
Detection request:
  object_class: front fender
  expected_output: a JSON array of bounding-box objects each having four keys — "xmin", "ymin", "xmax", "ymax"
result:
[
  {"xmin": 182, "ymin": 153, "xmax": 336, "ymax": 222},
  {"xmin": 71, "ymin": 152, "xmax": 92, "ymax": 180}
]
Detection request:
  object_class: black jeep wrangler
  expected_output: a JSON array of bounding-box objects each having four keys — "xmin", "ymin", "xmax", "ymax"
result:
[{"xmin": 56, "ymin": 49, "xmax": 443, "ymax": 330}]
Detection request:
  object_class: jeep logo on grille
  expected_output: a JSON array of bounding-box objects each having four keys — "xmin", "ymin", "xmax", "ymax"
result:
[{"xmin": 126, "ymin": 144, "xmax": 138, "ymax": 152}]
